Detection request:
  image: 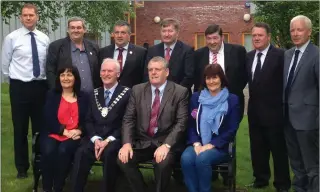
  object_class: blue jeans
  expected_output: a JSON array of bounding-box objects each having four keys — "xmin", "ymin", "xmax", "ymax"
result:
[{"xmin": 181, "ymin": 146, "xmax": 229, "ymax": 192}]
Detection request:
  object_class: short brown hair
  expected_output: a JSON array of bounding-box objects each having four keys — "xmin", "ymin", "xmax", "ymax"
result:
[
  {"xmin": 21, "ymin": 3, "xmax": 38, "ymax": 15},
  {"xmin": 252, "ymin": 22, "xmax": 271, "ymax": 34},
  {"xmin": 160, "ymin": 18, "xmax": 180, "ymax": 31},
  {"xmin": 205, "ymin": 24, "xmax": 223, "ymax": 37},
  {"xmin": 201, "ymin": 64, "xmax": 228, "ymax": 90}
]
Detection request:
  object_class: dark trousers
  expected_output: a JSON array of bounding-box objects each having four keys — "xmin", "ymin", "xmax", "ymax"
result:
[
  {"xmin": 41, "ymin": 136, "xmax": 80, "ymax": 192},
  {"xmin": 71, "ymin": 139, "xmax": 121, "ymax": 192},
  {"xmin": 284, "ymin": 121, "xmax": 319, "ymax": 192},
  {"xmin": 248, "ymin": 119, "xmax": 291, "ymax": 190},
  {"xmin": 9, "ymin": 79, "xmax": 47, "ymax": 173},
  {"xmin": 117, "ymin": 146, "xmax": 176, "ymax": 192}
]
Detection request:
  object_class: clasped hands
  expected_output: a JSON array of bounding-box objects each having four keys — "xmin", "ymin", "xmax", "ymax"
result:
[
  {"xmin": 94, "ymin": 139, "xmax": 109, "ymax": 160},
  {"xmin": 194, "ymin": 143, "xmax": 214, "ymax": 155},
  {"xmin": 63, "ymin": 129, "xmax": 81, "ymax": 140},
  {"xmin": 118, "ymin": 143, "xmax": 170, "ymax": 164}
]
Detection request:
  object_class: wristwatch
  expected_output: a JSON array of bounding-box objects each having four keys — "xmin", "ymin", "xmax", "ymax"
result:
[{"xmin": 164, "ymin": 143, "xmax": 171, "ymax": 149}]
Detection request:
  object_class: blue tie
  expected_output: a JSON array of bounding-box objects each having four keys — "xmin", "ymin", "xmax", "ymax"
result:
[
  {"xmin": 105, "ymin": 90, "xmax": 110, "ymax": 106},
  {"xmin": 29, "ymin": 32, "xmax": 40, "ymax": 77}
]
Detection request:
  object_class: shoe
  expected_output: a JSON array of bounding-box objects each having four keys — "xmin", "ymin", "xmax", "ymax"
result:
[
  {"xmin": 276, "ymin": 189, "xmax": 289, "ymax": 192},
  {"xmin": 16, "ymin": 172, "xmax": 28, "ymax": 179},
  {"xmin": 245, "ymin": 182, "xmax": 268, "ymax": 188}
]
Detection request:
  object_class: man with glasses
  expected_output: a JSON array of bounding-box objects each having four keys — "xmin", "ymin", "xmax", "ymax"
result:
[{"xmin": 99, "ymin": 20, "xmax": 147, "ymax": 88}]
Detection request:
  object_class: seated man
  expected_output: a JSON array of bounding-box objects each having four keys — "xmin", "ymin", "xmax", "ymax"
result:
[
  {"xmin": 117, "ymin": 56, "xmax": 189, "ymax": 192},
  {"xmin": 71, "ymin": 58, "xmax": 131, "ymax": 192}
]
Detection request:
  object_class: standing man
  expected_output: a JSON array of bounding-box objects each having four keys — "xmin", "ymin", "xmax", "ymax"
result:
[
  {"xmin": 99, "ymin": 20, "xmax": 147, "ymax": 88},
  {"xmin": 1, "ymin": 3, "xmax": 50, "ymax": 178},
  {"xmin": 117, "ymin": 56, "xmax": 189, "ymax": 192},
  {"xmin": 246, "ymin": 22, "xmax": 290, "ymax": 191},
  {"xmin": 145, "ymin": 18, "xmax": 194, "ymax": 94},
  {"xmin": 71, "ymin": 58, "xmax": 131, "ymax": 192},
  {"xmin": 194, "ymin": 24, "xmax": 247, "ymax": 121},
  {"xmin": 46, "ymin": 17, "xmax": 101, "ymax": 92},
  {"xmin": 284, "ymin": 15, "xmax": 319, "ymax": 192}
]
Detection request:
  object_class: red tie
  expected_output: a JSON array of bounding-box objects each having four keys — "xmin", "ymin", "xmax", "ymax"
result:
[
  {"xmin": 212, "ymin": 52, "xmax": 218, "ymax": 64},
  {"xmin": 165, "ymin": 47, "xmax": 171, "ymax": 62},
  {"xmin": 147, "ymin": 89, "xmax": 160, "ymax": 137},
  {"xmin": 117, "ymin": 47, "xmax": 124, "ymax": 72}
]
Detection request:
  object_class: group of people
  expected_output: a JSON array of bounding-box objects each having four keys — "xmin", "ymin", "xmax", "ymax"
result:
[{"xmin": 1, "ymin": 3, "xmax": 318, "ymax": 192}]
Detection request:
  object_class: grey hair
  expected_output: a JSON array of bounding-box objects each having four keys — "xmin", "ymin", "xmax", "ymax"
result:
[
  {"xmin": 291, "ymin": 15, "xmax": 312, "ymax": 30},
  {"xmin": 68, "ymin": 17, "xmax": 87, "ymax": 29},
  {"xmin": 148, "ymin": 56, "xmax": 169, "ymax": 69},
  {"xmin": 101, "ymin": 58, "xmax": 120, "ymax": 73},
  {"xmin": 114, "ymin": 20, "xmax": 131, "ymax": 34}
]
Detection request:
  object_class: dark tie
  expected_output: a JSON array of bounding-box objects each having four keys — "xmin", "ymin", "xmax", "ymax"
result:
[
  {"xmin": 284, "ymin": 50, "xmax": 300, "ymax": 118},
  {"xmin": 165, "ymin": 47, "xmax": 171, "ymax": 62},
  {"xmin": 105, "ymin": 90, "xmax": 110, "ymax": 106},
  {"xmin": 253, "ymin": 52, "xmax": 263, "ymax": 81},
  {"xmin": 29, "ymin": 32, "xmax": 40, "ymax": 77},
  {"xmin": 147, "ymin": 89, "xmax": 160, "ymax": 137},
  {"xmin": 117, "ymin": 47, "xmax": 124, "ymax": 72}
]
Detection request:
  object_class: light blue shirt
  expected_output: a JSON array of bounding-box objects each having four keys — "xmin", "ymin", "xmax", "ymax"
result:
[
  {"xmin": 2, "ymin": 26, "xmax": 50, "ymax": 82},
  {"xmin": 287, "ymin": 40, "xmax": 310, "ymax": 80},
  {"xmin": 90, "ymin": 82, "xmax": 118, "ymax": 143},
  {"xmin": 151, "ymin": 81, "xmax": 167, "ymax": 105},
  {"xmin": 163, "ymin": 42, "xmax": 176, "ymax": 56}
]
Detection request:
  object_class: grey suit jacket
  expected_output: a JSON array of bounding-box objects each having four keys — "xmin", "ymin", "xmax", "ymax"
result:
[
  {"xmin": 122, "ymin": 81, "xmax": 189, "ymax": 150},
  {"xmin": 284, "ymin": 42, "xmax": 319, "ymax": 130}
]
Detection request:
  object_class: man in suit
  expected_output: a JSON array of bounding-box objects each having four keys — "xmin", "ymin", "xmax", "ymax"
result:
[
  {"xmin": 145, "ymin": 18, "xmax": 194, "ymax": 94},
  {"xmin": 1, "ymin": 3, "xmax": 50, "ymax": 178},
  {"xmin": 117, "ymin": 56, "xmax": 189, "ymax": 192},
  {"xmin": 283, "ymin": 15, "xmax": 319, "ymax": 192},
  {"xmin": 46, "ymin": 17, "xmax": 101, "ymax": 92},
  {"xmin": 245, "ymin": 22, "xmax": 290, "ymax": 192},
  {"xmin": 194, "ymin": 24, "xmax": 247, "ymax": 121},
  {"xmin": 99, "ymin": 20, "xmax": 147, "ymax": 88},
  {"xmin": 71, "ymin": 58, "xmax": 131, "ymax": 192}
]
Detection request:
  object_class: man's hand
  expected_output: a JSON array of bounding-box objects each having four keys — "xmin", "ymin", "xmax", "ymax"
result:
[
  {"xmin": 199, "ymin": 144, "xmax": 214, "ymax": 154},
  {"xmin": 154, "ymin": 144, "xmax": 170, "ymax": 163},
  {"xmin": 94, "ymin": 139, "xmax": 102, "ymax": 160},
  {"xmin": 118, "ymin": 143, "xmax": 133, "ymax": 164},
  {"xmin": 96, "ymin": 139, "xmax": 109, "ymax": 160}
]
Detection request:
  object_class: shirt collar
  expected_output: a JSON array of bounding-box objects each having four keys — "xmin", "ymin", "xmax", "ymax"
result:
[
  {"xmin": 104, "ymin": 82, "xmax": 118, "ymax": 96},
  {"xmin": 255, "ymin": 43, "xmax": 270, "ymax": 56},
  {"xmin": 115, "ymin": 43, "xmax": 129, "ymax": 51},
  {"xmin": 22, "ymin": 26, "xmax": 38, "ymax": 35},
  {"xmin": 164, "ymin": 41, "xmax": 177, "ymax": 51},
  {"xmin": 151, "ymin": 81, "xmax": 167, "ymax": 95},
  {"xmin": 71, "ymin": 41, "xmax": 85, "ymax": 52},
  {"xmin": 295, "ymin": 40, "xmax": 310, "ymax": 54}
]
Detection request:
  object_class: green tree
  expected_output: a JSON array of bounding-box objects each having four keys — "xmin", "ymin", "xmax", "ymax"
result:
[
  {"xmin": 253, "ymin": 1, "xmax": 319, "ymax": 49},
  {"xmin": 1, "ymin": 1, "xmax": 133, "ymax": 37}
]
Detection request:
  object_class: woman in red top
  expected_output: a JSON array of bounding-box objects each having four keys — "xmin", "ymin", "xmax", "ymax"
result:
[{"xmin": 41, "ymin": 66, "xmax": 89, "ymax": 192}]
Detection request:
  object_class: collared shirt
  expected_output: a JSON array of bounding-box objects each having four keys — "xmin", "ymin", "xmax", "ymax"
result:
[
  {"xmin": 90, "ymin": 82, "xmax": 118, "ymax": 143},
  {"xmin": 2, "ymin": 26, "xmax": 50, "ymax": 82},
  {"xmin": 113, "ymin": 43, "xmax": 129, "ymax": 68},
  {"xmin": 70, "ymin": 42, "xmax": 93, "ymax": 93},
  {"xmin": 251, "ymin": 44, "xmax": 270, "ymax": 79},
  {"xmin": 151, "ymin": 81, "xmax": 167, "ymax": 105},
  {"xmin": 209, "ymin": 42, "xmax": 225, "ymax": 72},
  {"xmin": 163, "ymin": 42, "xmax": 177, "ymax": 57},
  {"xmin": 287, "ymin": 40, "xmax": 310, "ymax": 80}
]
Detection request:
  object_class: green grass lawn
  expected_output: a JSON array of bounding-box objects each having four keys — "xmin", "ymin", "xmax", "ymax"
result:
[{"xmin": 1, "ymin": 83, "xmax": 290, "ymax": 192}]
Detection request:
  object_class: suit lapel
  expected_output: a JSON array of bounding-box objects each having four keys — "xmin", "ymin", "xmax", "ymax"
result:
[
  {"xmin": 98, "ymin": 88, "xmax": 106, "ymax": 107},
  {"xmin": 158, "ymin": 43, "xmax": 165, "ymax": 57},
  {"xmin": 158, "ymin": 81, "xmax": 174, "ymax": 117},
  {"xmin": 247, "ymin": 51, "xmax": 255, "ymax": 84},
  {"xmin": 224, "ymin": 43, "xmax": 231, "ymax": 74},
  {"xmin": 108, "ymin": 84, "xmax": 123, "ymax": 106},
  {"xmin": 120, "ymin": 43, "xmax": 135, "ymax": 79},
  {"xmin": 284, "ymin": 48, "xmax": 294, "ymax": 86},
  {"xmin": 83, "ymin": 39, "xmax": 94, "ymax": 74},
  {"xmin": 202, "ymin": 47, "xmax": 210, "ymax": 68},
  {"xmin": 144, "ymin": 84, "xmax": 152, "ymax": 126},
  {"xmin": 253, "ymin": 46, "xmax": 273, "ymax": 86},
  {"xmin": 169, "ymin": 41, "xmax": 182, "ymax": 67}
]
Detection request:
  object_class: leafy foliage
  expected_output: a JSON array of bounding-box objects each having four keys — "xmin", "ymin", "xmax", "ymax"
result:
[{"xmin": 253, "ymin": 1, "xmax": 319, "ymax": 49}]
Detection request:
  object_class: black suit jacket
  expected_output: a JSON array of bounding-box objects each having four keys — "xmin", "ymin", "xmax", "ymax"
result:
[
  {"xmin": 43, "ymin": 90, "xmax": 89, "ymax": 136},
  {"xmin": 145, "ymin": 40, "xmax": 194, "ymax": 91},
  {"xmin": 194, "ymin": 43, "xmax": 247, "ymax": 118},
  {"xmin": 98, "ymin": 43, "xmax": 147, "ymax": 88},
  {"xmin": 246, "ymin": 45, "xmax": 284, "ymax": 127},
  {"xmin": 46, "ymin": 37, "xmax": 101, "ymax": 89},
  {"xmin": 85, "ymin": 85, "xmax": 131, "ymax": 140}
]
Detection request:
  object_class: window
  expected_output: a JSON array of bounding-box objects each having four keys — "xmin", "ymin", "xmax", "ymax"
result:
[
  {"xmin": 242, "ymin": 33, "xmax": 253, "ymax": 52},
  {"xmin": 194, "ymin": 33, "xmax": 230, "ymax": 50}
]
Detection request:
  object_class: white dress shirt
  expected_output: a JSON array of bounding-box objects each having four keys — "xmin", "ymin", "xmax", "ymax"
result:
[
  {"xmin": 209, "ymin": 42, "xmax": 225, "ymax": 72},
  {"xmin": 287, "ymin": 40, "xmax": 310, "ymax": 80},
  {"xmin": 163, "ymin": 41, "xmax": 177, "ymax": 56},
  {"xmin": 151, "ymin": 81, "xmax": 167, "ymax": 104},
  {"xmin": 2, "ymin": 26, "xmax": 50, "ymax": 82},
  {"xmin": 91, "ymin": 82, "xmax": 118, "ymax": 143},
  {"xmin": 113, "ymin": 43, "xmax": 129, "ymax": 68},
  {"xmin": 251, "ymin": 44, "xmax": 270, "ymax": 79}
]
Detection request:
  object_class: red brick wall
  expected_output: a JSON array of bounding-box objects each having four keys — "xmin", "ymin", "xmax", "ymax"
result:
[{"xmin": 135, "ymin": 1, "xmax": 253, "ymax": 47}]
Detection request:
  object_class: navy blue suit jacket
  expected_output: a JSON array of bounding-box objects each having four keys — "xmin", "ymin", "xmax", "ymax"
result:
[
  {"xmin": 43, "ymin": 90, "xmax": 89, "ymax": 136},
  {"xmin": 187, "ymin": 91, "xmax": 240, "ymax": 151}
]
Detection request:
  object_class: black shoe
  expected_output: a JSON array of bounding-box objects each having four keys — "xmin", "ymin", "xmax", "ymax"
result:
[
  {"xmin": 16, "ymin": 172, "xmax": 28, "ymax": 179},
  {"xmin": 276, "ymin": 189, "xmax": 289, "ymax": 192},
  {"xmin": 245, "ymin": 182, "xmax": 268, "ymax": 188}
]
